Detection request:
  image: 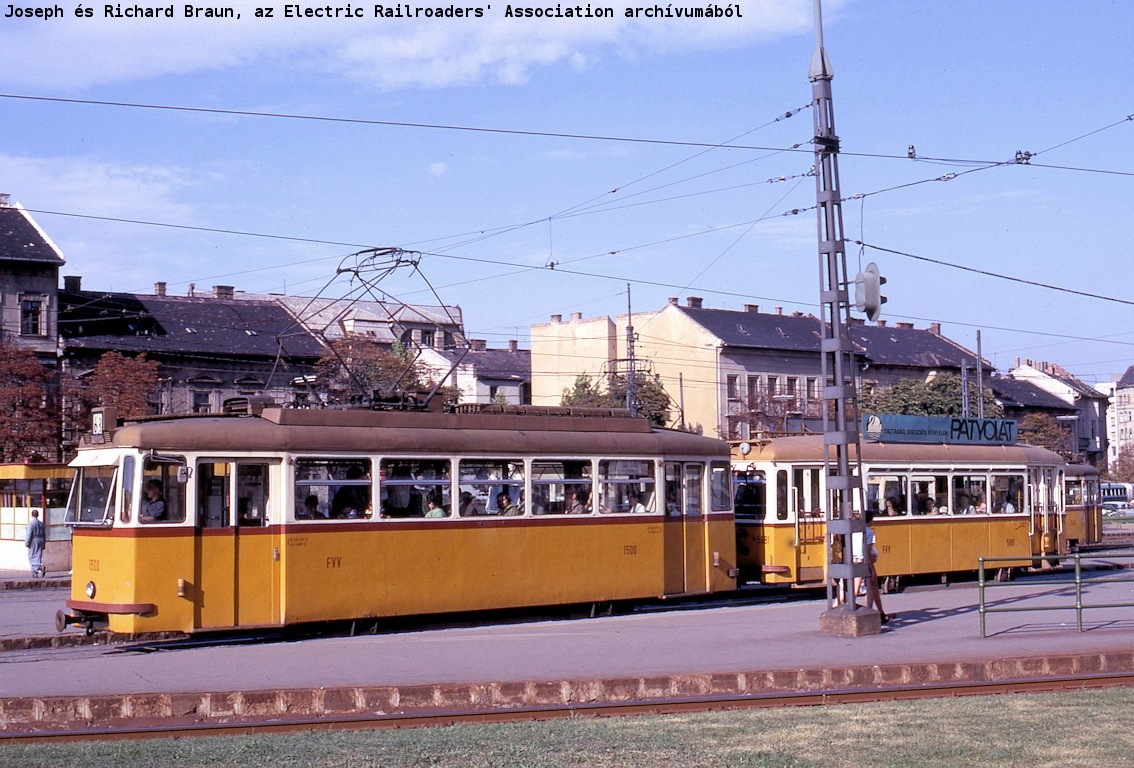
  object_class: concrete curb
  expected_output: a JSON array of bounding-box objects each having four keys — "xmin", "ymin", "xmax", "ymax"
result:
[{"xmin": 4, "ymin": 651, "xmax": 1133, "ymax": 733}]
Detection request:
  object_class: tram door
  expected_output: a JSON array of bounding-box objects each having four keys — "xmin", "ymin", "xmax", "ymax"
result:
[
  {"xmin": 663, "ymin": 462, "xmax": 710, "ymax": 595},
  {"xmin": 1030, "ymin": 466, "xmax": 1060, "ymax": 558},
  {"xmin": 792, "ymin": 467, "xmax": 826, "ymax": 583},
  {"xmin": 194, "ymin": 460, "xmax": 279, "ymax": 629}
]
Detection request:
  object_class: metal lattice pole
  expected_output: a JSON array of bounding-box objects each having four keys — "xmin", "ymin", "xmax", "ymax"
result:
[{"xmin": 810, "ymin": 0, "xmax": 872, "ymax": 627}]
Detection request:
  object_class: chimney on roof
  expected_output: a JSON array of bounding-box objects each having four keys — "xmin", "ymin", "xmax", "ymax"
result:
[
  {"xmin": 0, "ymin": 193, "xmax": 10, "ymax": 207},
  {"xmin": 471, "ymin": 339, "xmax": 487, "ymax": 351},
  {"xmin": 928, "ymin": 322, "xmax": 941, "ymax": 335},
  {"xmin": 550, "ymin": 314, "xmax": 562, "ymax": 323},
  {"xmin": 154, "ymin": 281, "xmax": 166, "ymax": 297},
  {"xmin": 687, "ymin": 296, "xmax": 703, "ymax": 309},
  {"xmin": 668, "ymin": 297, "xmax": 678, "ymax": 305},
  {"xmin": 774, "ymin": 307, "xmax": 783, "ymax": 315},
  {"xmin": 63, "ymin": 275, "xmax": 81, "ymax": 292},
  {"xmin": 508, "ymin": 339, "xmax": 518, "ymax": 352},
  {"xmin": 849, "ymin": 317, "xmax": 865, "ymax": 325},
  {"xmin": 896, "ymin": 322, "xmax": 914, "ymax": 329},
  {"xmin": 570, "ymin": 312, "xmax": 583, "ymax": 321},
  {"xmin": 744, "ymin": 304, "xmax": 759, "ymax": 314},
  {"xmin": 876, "ymin": 320, "xmax": 886, "ymax": 327},
  {"xmin": 213, "ymin": 285, "xmax": 235, "ymax": 300},
  {"xmin": 188, "ymin": 283, "xmax": 196, "ymax": 297}
]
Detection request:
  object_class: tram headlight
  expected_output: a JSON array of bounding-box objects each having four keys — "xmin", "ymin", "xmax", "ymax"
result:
[{"xmin": 85, "ymin": 581, "xmax": 96, "ymax": 599}]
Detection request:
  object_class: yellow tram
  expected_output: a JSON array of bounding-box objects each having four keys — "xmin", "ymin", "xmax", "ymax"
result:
[
  {"xmin": 732, "ymin": 435, "xmax": 1102, "ymax": 588},
  {"xmin": 58, "ymin": 405, "xmax": 736, "ymax": 635}
]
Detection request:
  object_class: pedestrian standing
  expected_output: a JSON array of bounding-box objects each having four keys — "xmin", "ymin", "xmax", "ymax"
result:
[{"xmin": 25, "ymin": 509, "xmax": 46, "ymax": 578}]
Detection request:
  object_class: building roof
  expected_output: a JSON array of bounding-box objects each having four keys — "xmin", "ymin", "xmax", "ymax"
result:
[
  {"xmin": 988, "ymin": 376, "xmax": 1077, "ymax": 413},
  {"xmin": 675, "ymin": 305, "xmax": 985, "ymax": 369},
  {"xmin": 0, "ymin": 197, "xmax": 65, "ymax": 266},
  {"xmin": 1118, "ymin": 364, "xmax": 1134, "ymax": 390},
  {"xmin": 429, "ymin": 346, "xmax": 531, "ymax": 382},
  {"xmin": 59, "ymin": 290, "xmax": 326, "ymax": 362},
  {"xmin": 243, "ymin": 295, "xmax": 465, "ymax": 345},
  {"xmin": 1012, "ymin": 359, "xmax": 1108, "ymax": 401}
]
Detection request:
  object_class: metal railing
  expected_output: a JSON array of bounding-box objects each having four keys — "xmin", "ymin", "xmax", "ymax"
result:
[{"xmin": 978, "ymin": 553, "xmax": 1134, "ymax": 638}]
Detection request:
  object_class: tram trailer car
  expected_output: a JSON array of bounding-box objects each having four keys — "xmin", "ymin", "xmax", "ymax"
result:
[
  {"xmin": 58, "ymin": 406, "xmax": 736, "ymax": 635},
  {"xmin": 732, "ymin": 436, "xmax": 1101, "ymax": 588}
]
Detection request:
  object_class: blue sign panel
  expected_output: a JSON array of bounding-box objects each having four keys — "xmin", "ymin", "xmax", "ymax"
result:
[{"xmin": 862, "ymin": 413, "xmax": 1017, "ymax": 446}]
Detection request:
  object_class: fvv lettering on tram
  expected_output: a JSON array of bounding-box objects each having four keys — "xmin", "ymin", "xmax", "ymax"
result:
[{"xmin": 326, "ymin": 556, "xmax": 342, "ymax": 569}]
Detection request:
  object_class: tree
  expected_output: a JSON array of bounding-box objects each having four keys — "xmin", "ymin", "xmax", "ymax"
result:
[
  {"xmin": 86, "ymin": 351, "xmax": 160, "ymax": 419},
  {"xmin": 315, "ymin": 337, "xmax": 431, "ymax": 405},
  {"xmin": 608, "ymin": 374, "xmax": 672, "ymax": 428},
  {"xmin": 561, "ymin": 372, "xmax": 673, "ymax": 427},
  {"xmin": 1017, "ymin": 412, "xmax": 1074, "ymax": 457},
  {"xmin": 560, "ymin": 373, "xmax": 611, "ymax": 409},
  {"xmin": 862, "ymin": 374, "xmax": 1003, "ymax": 418},
  {"xmin": 0, "ymin": 343, "xmax": 58, "ymax": 462},
  {"xmin": 1110, "ymin": 445, "xmax": 1134, "ymax": 483}
]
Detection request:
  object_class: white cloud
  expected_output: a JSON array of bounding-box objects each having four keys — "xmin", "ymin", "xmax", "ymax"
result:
[
  {"xmin": 427, "ymin": 161, "xmax": 448, "ymax": 176},
  {"xmin": 0, "ymin": 0, "xmax": 829, "ymax": 91}
]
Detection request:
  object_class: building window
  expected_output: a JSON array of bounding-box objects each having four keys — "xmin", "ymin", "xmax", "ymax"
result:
[
  {"xmin": 20, "ymin": 298, "xmax": 43, "ymax": 336},
  {"xmin": 727, "ymin": 375, "xmax": 740, "ymax": 401},
  {"xmin": 192, "ymin": 391, "xmax": 212, "ymax": 414},
  {"xmin": 421, "ymin": 329, "xmax": 435, "ymax": 348},
  {"xmin": 747, "ymin": 375, "xmax": 761, "ymax": 404}
]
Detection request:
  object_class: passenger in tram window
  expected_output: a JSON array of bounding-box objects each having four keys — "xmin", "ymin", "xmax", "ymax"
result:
[
  {"xmin": 424, "ymin": 490, "xmax": 447, "ymax": 518},
  {"xmin": 628, "ymin": 491, "xmax": 647, "ymax": 514},
  {"xmin": 140, "ymin": 479, "xmax": 166, "ymax": 523},
  {"xmin": 301, "ymin": 494, "xmax": 323, "ymax": 519},
  {"xmin": 974, "ymin": 497, "xmax": 988, "ymax": 514},
  {"xmin": 497, "ymin": 491, "xmax": 520, "ymax": 516},
  {"xmin": 565, "ymin": 489, "xmax": 585, "ymax": 515},
  {"xmin": 954, "ymin": 492, "xmax": 974, "ymax": 515},
  {"xmin": 458, "ymin": 491, "xmax": 476, "ymax": 516},
  {"xmin": 332, "ymin": 465, "xmax": 371, "ymax": 518},
  {"xmin": 1002, "ymin": 496, "xmax": 1017, "ymax": 515},
  {"xmin": 883, "ymin": 497, "xmax": 901, "ymax": 516}
]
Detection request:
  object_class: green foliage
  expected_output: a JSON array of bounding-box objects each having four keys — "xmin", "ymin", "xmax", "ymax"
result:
[
  {"xmin": 561, "ymin": 372, "xmax": 673, "ymax": 427},
  {"xmin": 863, "ymin": 374, "xmax": 1003, "ymax": 418},
  {"xmin": 560, "ymin": 373, "xmax": 611, "ymax": 408}
]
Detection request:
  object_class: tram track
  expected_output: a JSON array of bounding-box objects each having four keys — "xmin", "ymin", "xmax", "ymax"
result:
[{"xmin": 5, "ymin": 671, "xmax": 1134, "ymax": 744}]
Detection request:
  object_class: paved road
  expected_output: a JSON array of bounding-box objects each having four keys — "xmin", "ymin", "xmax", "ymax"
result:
[{"xmin": 3, "ymin": 568, "xmax": 1134, "ymax": 700}]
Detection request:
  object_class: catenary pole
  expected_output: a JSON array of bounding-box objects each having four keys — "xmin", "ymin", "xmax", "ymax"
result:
[{"xmin": 810, "ymin": 0, "xmax": 877, "ymax": 634}]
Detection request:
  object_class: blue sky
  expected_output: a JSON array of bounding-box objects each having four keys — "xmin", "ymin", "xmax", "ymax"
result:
[{"xmin": 1, "ymin": 0, "xmax": 1131, "ymax": 385}]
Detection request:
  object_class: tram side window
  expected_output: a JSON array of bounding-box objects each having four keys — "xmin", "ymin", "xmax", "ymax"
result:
[
  {"xmin": 65, "ymin": 466, "xmax": 116, "ymax": 524},
  {"xmin": 1065, "ymin": 479, "xmax": 1083, "ymax": 507},
  {"xmin": 597, "ymin": 459, "xmax": 655, "ymax": 514},
  {"xmin": 141, "ymin": 458, "xmax": 186, "ymax": 524},
  {"xmin": 733, "ymin": 471, "xmax": 766, "ymax": 520},
  {"xmin": 776, "ymin": 469, "xmax": 788, "ymax": 520},
  {"xmin": 866, "ymin": 475, "xmax": 907, "ymax": 516},
  {"xmin": 380, "ymin": 458, "xmax": 452, "ymax": 518},
  {"xmin": 991, "ymin": 474, "xmax": 1023, "ymax": 514},
  {"xmin": 952, "ymin": 475, "xmax": 987, "ymax": 515},
  {"xmin": 295, "ymin": 458, "xmax": 373, "ymax": 520},
  {"xmin": 710, "ymin": 462, "xmax": 731, "ymax": 512},
  {"xmin": 458, "ymin": 459, "xmax": 525, "ymax": 516},
  {"xmin": 912, "ymin": 476, "xmax": 947, "ymax": 515}
]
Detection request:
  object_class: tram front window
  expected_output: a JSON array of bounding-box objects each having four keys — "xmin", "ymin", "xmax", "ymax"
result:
[{"xmin": 65, "ymin": 466, "xmax": 116, "ymax": 525}]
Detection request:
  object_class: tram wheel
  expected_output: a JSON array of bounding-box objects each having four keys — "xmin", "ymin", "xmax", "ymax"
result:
[{"xmin": 994, "ymin": 567, "xmax": 1013, "ymax": 583}]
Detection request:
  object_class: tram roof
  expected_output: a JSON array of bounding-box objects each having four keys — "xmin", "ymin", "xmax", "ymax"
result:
[
  {"xmin": 89, "ymin": 407, "xmax": 727, "ymax": 458},
  {"xmin": 732, "ymin": 434, "xmax": 1068, "ymax": 466}
]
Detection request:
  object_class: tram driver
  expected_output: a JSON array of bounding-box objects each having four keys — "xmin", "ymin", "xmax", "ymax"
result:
[{"xmin": 140, "ymin": 479, "xmax": 166, "ymax": 523}]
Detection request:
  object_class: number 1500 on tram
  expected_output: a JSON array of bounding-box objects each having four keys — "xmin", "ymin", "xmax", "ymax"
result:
[{"xmin": 57, "ymin": 406, "xmax": 737, "ymax": 635}]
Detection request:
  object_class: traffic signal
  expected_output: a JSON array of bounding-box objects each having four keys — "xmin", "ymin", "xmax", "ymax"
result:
[{"xmin": 854, "ymin": 262, "xmax": 887, "ymax": 322}]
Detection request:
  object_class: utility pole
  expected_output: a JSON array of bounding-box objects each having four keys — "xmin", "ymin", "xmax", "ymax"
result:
[
  {"xmin": 810, "ymin": 0, "xmax": 878, "ymax": 635},
  {"xmin": 625, "ymin": 284, "xmax": 639, "ymax": 417}
]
